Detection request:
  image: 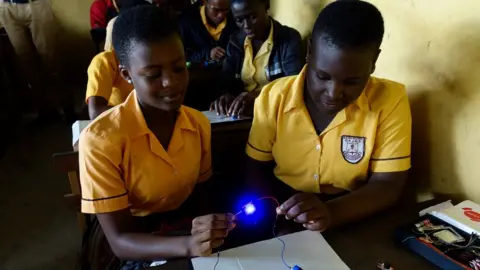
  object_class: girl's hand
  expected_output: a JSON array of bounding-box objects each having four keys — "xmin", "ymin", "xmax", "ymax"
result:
[{"xmin": 188, "ymin": 213, "xmax": 236, "ymax": 257}]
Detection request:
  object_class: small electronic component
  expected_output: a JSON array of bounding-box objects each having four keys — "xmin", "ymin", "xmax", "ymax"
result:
[
  {"xmin": 469, "ymin": 258, "xmax": 480, "ymax": 270},
  {"xmin": 414, "ymin": 219, "xmax": 432, "ymax": 229},
  {"xmin": 377, "ymin": 261, "xmax": 394, "ymax": 270},
  {"xmin": 432, "ymin": 228, "xmax": 465, "ymax": 244},
  {"xmin": 417, "ymin": 225, "xmax": 446, "ymax": 232},
  {"xmin": 243, "ymin": 203, "xmax": 256, "ymax": 215}
]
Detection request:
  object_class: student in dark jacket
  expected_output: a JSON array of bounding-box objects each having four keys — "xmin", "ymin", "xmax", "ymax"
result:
[
  {"xmin": 179, "ymin": 0, "xmax": 238, "ymax": 62},
  {"xmin": 210, "ymin": 0, "xmax": 304, "ymax": 117}
]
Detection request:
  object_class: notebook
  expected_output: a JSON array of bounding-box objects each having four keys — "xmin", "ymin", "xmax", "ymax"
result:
[
  {"xmin": 201, "ymin": 111, "xmax": 251, "ymax": 124},
  {"xmin": 71, "ymin": 120, "xmax": 91, "ymax": 146},
  {"xmin": 191, "ymin": 230, "xmax": 349, "ymax": 270}
]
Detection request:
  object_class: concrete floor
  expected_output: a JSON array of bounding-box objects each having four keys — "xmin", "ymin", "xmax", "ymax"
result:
[{"xmin": 0, "ymin": 121, "xmax": 80, "ymax": 270}]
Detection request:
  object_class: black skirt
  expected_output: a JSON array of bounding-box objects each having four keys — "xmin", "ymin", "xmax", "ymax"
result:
[{"xmin": 80, "ymin": 213, "xmax": 193, "ymax": 270}]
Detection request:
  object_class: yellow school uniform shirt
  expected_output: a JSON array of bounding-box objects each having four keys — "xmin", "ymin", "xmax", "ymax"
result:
[
  {"xmin": 200, "ymin": 5, "xmax": 226, "ymax": 41},
  {"xmin": 246, "ymin": 66, "xmax": 412, "ymax": 193},
  {"xmin": 79, "ymin": 91, "xmax": 212, "ymax": 216},
  {"xmin": 86, "ymin": 50, "xmax": 134, "ymax": 106},
  {"xmin": 241, "ymin": 21, "xmax": 274, "ymax": 92}
]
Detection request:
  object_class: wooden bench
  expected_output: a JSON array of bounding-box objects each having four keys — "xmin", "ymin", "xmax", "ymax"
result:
[{"xmin": 52, "ymin": 151, "xmax": 90, "ymax": 234}]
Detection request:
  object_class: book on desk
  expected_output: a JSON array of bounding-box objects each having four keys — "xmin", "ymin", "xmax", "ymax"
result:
[{"xmin": 395, "ymin": 200, "xmax": 480, "ymax": 270}]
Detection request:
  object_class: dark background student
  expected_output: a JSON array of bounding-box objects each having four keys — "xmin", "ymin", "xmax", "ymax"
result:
[
  {"xmin": 104, "ymin": 0, "xmax": 151, "ymax": 51},
  {"xmin": 90, "ymin": 0, "xmax": 119, "ymax": 30},
  {"xmin": 210, "ymin": 0, "xmax": 304, "ymax": 118},
  {"xmin": 0, "ymin": 0, "xmax": 73, "ymax": 122},
  {"xmin": 179, "ymin": 0, "xmax": 238, "ymax": 63}
]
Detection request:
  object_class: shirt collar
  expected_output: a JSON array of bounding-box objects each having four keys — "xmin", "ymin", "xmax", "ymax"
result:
[
  {"xmin": 124, "ymin": 91, "xmax": 197, "ymax": 138},
  {"xmin": 283, "ymin": 66, "xmax": 307, "ymax": 113},
  {"xmin": 200, "ymin": 5, "xmax": 226, "ymax": 31},
  {"xmin": 283, "ymin": 66, "xmax": 371, "ymax": 113},
  {"xmin": 354, "ymin": 79, "xmax": 371, "ymax": 112},
  {"xmin": 244, "ymin": 19, "xmax": 274, "ymax": 48}
]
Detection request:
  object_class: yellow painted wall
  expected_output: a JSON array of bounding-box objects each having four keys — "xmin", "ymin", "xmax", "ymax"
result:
[
  {"xmin": 50, "ymin": 0, "xmax": 95, "ymax": 75},
  {"xmin": 272, "ymin": 0, "xmax": 480, "ymax": 202}
]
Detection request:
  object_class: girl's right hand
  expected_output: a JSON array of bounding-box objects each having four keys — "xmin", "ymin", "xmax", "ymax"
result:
[{"xmin": 188, "ymin": 213, "xmax": 236, "ymax": 257}]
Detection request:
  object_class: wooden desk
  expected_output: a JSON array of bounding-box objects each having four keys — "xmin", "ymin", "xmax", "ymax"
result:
[
  {"xmin": 151, "ymin": 201, "xmax": 438, "ymax": 270},
  {"xmin": 324, "ymin": 201, "xmax": 438, "ymax": 269}
]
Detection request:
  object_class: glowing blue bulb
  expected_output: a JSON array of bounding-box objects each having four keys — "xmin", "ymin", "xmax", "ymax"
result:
[{"xmin": 244, "ymin": 203, "xmax": 256, "ymax": 215}]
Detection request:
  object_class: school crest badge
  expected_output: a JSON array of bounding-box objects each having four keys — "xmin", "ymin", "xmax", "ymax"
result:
[{"xmin": 341, "ymin": 136, "xmax": 366, "ymax": 164}]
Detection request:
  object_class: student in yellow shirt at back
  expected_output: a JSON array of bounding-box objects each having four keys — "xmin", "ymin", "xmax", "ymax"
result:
[
  {"xmin": 85, "ymin": 50, "xmax": 134, "ymax": 120},
  {"xmin": 87, "ymin": 0, "xmax": 153, "ymax": 120},
  {"xmin": 245, "ymin": 0, "xmax": 412, "ymax": 233},
  {"xmin": 210, "ymin": 0, "xmax": 304, "ymax": 118},
  {"xmin": 80, "ymin": 6, "xmax": 235, "ymax": 269}
]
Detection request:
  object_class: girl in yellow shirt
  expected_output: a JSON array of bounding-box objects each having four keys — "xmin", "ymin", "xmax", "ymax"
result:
[
  {"xmin": 80, "ymin": 6, "xmax": 234, "ymax": 269},
  {"xmin": 210, "ymin": 0, "xmax": 305, "ymax": 117},
  {"xmin": 246, "ymin": 1, "xmax": 411, "ymax": 234}
]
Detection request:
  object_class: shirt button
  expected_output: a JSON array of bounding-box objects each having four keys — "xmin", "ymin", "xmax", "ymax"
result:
[
  {"xmin": 313, "ymin": 174, "xmax": 319, "ymax": 180},
  {"xmin": 316, "ymin": 144, "xmax": 321, "ymax": 151}
]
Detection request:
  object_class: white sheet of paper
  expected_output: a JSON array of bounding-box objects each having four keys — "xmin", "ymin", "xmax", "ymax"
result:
[
  {"xmin": 419, "ymin": 200, "xmax": 453, "ymax": 216},
  {"xmin": 192, "ymin": 230, "xmax": 349, "ymax": 270},
  {"xmin": 201, "ymin": 111, "xmax": 251, "ymax": 124},
  {"xmin": 72, "ymin": 120, "xmax": 91, "ymax": 146}
]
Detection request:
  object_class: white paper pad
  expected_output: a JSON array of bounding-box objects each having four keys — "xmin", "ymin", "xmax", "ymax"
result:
[
  {"xmin": 72, "ymin": 120, "xmax": 91, "ymax": 146},
  {"xmin": 202, "ymin": 111, "xmax": 251, "ymax": 124},
  {"xmin": 419, "ymin": 200, "xmax": 453, "ymax": 217},
  {"xmin": 192, "ymin": 230, "xmax": 349, "ymax": 270}
]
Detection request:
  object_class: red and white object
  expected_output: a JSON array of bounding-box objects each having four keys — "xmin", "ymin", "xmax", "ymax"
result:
[{"xmin": 428, "ymin": 200, "xmax": 480, "ymax": 236}]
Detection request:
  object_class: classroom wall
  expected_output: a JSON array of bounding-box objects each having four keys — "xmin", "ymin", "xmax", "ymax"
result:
[
  {"xmin": 50, "ymin": 0, "xmax": 96, "ymax": 76},
  {"xmin": 272, "ymin": 0, "xmax": 480, "ymax": 202}
]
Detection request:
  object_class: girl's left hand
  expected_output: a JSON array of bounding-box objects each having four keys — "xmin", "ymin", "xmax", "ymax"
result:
[
  {"xmin": 276, "ymin": 193, "xmax": 332, "ymax": 232},
  {"xmin": 227, "ymin": 91, "xmax": 257, "ymax": 118}
]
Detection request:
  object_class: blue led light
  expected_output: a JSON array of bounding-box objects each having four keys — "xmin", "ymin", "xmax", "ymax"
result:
[{"xmin": 244, "ymin": 203, "xmax": 256, "ymax": 215}]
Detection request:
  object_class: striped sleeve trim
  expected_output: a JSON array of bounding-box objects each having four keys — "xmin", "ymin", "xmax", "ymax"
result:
[
  {"xmin": 82, "ymin": 191, "xmax": 128, "ymax": 202},
  {"xmin": 199, "ymin": 166, "xmax": 212, "ymax": 176},
  {"xmin": 370, "ymin": 155, "xmax": 410, "ymax": 161},
  {"xmin": 247, "ymin": 142, "xmax": 272, "ymax": 154}
]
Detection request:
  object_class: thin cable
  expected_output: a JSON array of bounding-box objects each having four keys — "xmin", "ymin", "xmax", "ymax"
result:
[
  {"xmin": 257, "ymin": 196, "xmax": 281, "ymax": 207},
  {"xmin": 213, "ymin": 252, "xmax": 220, "ymax": 270},
  {"xmin": 258, "ymin": 196, "xmax": 291, "ymax": 269},
  {"xmin": 214, "ymin": 196, "xmax": 291, "ymax": 269},
  {"xmin": 272, "ymin": 214, "xmax": 292, "ymax": 269}
]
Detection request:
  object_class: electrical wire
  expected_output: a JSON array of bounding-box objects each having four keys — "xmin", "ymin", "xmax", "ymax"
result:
[
  {"xmin": 214, "ymin": 196, "xmax": 292, "ymax": 269},
  {"xmin": 213, "ymin": 252, "xmax": 220, "ymax": 270},
  {"xmin": 257, "ymin": 196, "xmax": 292, "ymax": 269},
  {"xmin": 272, "ymin": 214, "xmax": 292, "ymax": 269}
]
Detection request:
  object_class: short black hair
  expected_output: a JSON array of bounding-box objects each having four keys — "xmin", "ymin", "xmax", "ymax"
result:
[
  {"xmin": 118, "ymin": 0, "xmax": 150, "ymax": 11},
  {"xmin": 312, "ymin": 0, "xmax": 384, "ymax": 50},
  {"xmin": 112, "ymin": 5, "xmax": 179, "ymax": 66},
  {"xmin": 231, "ymin": 0, "xmax": 269, "ymax": 9}
]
